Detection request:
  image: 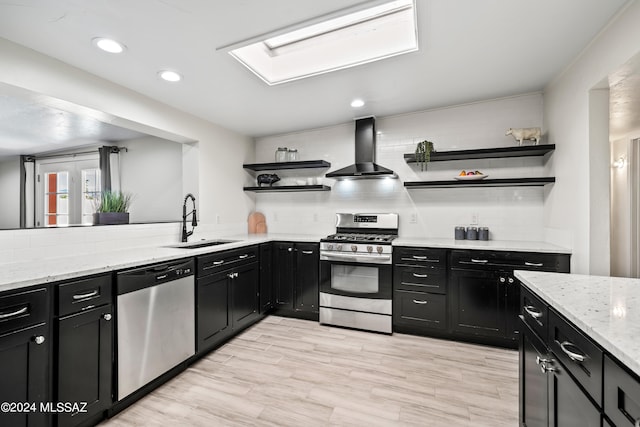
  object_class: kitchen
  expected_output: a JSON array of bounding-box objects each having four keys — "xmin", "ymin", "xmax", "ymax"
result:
[{"xmin": 1, "ymin": 1, "xmax": 640, "ymax": 426}]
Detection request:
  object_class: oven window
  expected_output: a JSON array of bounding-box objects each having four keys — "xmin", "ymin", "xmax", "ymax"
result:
[{"xmin": 331, "ymin": 265, "xmax": 379, "ymax": 294}]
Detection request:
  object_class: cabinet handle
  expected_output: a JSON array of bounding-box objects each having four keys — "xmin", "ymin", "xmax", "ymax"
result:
[
  {"xmin": 412, "ymin": 273, "xmax": 428, "ymax": 278},
  {"xmin": 301, "ymin": 250, "xmax": 314, "ymax": 255},
  {"xmin": 213, "ymin": 260, "xmax": 225, "ymax": 265},
  {"xmin": 412, "ymin": 255, "xmax": 427, "ymax": 259},
  {"xmin": 235, "ymin": 272, "xmax": 239, "ymax": 278},
  {"xmin": 103, "ymin": 313, "xmax": 112, "ymax": 321},
  {"xmin": 227, "ymin": 273, "xmax": 234, "ymax": 279},
  {"xmin": 471, "ymin": 258, "xmax": 488, "ymax": 263},
  {"xmin": 0, "ymin": 306, "xmax": 28, "ymax": 319},
  {"xmin": 499, "ymin": 277, "xmax": 506, "ymax": 283},
  {"xmin": 33, "ymin": 335, "xmax": 45, "ymax": 345},
  {"xmin": 536, "ymin": 356, "xmax": 553, "ymax": 365},
  {"xmin": 288, "ymin": 248, "xmax": 293, "ymax": 252},
  {"xmin": 412, "ymin": 300, "xmax": 428, "ymax": 305},
  {"xmin": 239, "ymin": 254, "xmax": 249, "ymax": 259},
  {"xmin": 559, "ymin": 341, "xmax": 586, "ymax": 363},
  {"xmin": 524, "ymin": 305, "xmax": 543, "ymax": 319},
  {"xmin": 72, "ymin": 290, "xmax": 98, "ymax": 300},
  {"xmin": 508, "ymin": 277, "xmax": 514, "ymax": 284},
  {"xmin": 525, "ymin": 262, "xmax": 543, "ymax": 267},
  {"xmin": 539, "ymin": 362, "xmax": 556, "ymax": 373}
]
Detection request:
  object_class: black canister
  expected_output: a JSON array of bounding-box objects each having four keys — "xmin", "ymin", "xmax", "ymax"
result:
[
  {"xmin": 466, "ymin": 226, "xmax": 478, "ymax": 240},
  {"xmin": 455, "ymin": 226, "xmax": 466, "ymax": 240},
  {"xmin": 478, "ymin": 227, "xmax": 489, "ymax": 241}
]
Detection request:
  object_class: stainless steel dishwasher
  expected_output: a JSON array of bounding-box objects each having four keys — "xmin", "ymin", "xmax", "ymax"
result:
[{"xmin": 116, "ymin": 258, "xmax": 195, "ymax": 401}]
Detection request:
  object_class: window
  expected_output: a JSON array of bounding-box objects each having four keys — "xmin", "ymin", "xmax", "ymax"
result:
[
  {"xmin": 228, "ymin": 0, "xmax": 417, "ymax": 85},
  {"xmin": 36, "ymin": 154, "xmax": 100, "ymax": 227}
]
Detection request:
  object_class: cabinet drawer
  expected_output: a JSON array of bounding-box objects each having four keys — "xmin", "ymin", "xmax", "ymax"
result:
[
  {"xmin": 451, "ymin": 250, "xmax": 570, "ymax": 272},
  {"xmin": 549, "ymin": 309, "xmax": 603, "ymax": 406},
  {"xmin": 520, "ymin": 285, "xmax": 549, "ymax": 342},
  {"xmin": 0, "ymin": 287, "xmax": 48, "ymax": 335},
  {"xmin": 394, "ymin": 266, "xmax": 446, "ymax": 294},
  {"xmin": 393, "ymin": 290, "xmax": 446, "ymax": 330},
  {"xmin": 394, "ymin": 247, "xmax": 446, "ymax": 269},
  {"xmin": 197, "ymin": 245, "xmax": 258, "ymax": 276},
  {"xmin": 604, "ymin": 355, "xmax": 640, "ymax": 427},
  {"xmin": 57, "ymin": 274, "xmax": 112, "ymax": 316}
]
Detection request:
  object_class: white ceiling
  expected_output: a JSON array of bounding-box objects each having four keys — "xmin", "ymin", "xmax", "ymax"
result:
[{"xmin": 0, "ymin": 0, "xmax": 631, "ymax": 138}]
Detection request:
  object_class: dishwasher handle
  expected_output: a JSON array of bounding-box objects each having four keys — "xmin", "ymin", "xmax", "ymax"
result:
[{"xmin": 117, "ymin": 259, "xmax": 195, "ymax": 295}]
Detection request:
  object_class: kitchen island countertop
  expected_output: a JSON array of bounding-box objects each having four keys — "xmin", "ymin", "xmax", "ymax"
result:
[{"xmin": 515, "ymin": 270, "xmax": 640, "ymax": 378}]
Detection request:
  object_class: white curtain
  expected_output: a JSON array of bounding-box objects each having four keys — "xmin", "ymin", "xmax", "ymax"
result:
[{"xmin": 99, "ymin": 146, "xmax": 122, "ymax": 193}]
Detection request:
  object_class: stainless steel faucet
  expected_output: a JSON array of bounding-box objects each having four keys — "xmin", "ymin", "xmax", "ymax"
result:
[{"xmin": 181, "ymin": 193, "xmax": 197, "ymax": 242}]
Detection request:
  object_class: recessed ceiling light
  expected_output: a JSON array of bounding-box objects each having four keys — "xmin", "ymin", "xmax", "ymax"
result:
[
  {"xmin": 158, "ymin": 70, "xmax": 182, "ymax": 82},
  {"xmin": 351, "ymin": 99, "xmax": 365, "ymax": 108},
  {"xmin": 93, "ymin": 37, "xmax": 126, "ymax": 54}
]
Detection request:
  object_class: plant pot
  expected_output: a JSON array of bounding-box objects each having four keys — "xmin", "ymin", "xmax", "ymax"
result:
[{"xmin": 93, "ymin": 212, "xmax": 129, "ymax": 225}]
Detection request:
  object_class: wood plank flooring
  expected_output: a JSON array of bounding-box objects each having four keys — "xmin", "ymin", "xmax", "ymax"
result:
[{"xmin": 101, "ymin": 316, "xmax": 518, "ymax": 426}]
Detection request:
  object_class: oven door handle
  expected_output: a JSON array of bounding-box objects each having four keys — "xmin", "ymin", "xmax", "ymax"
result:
[{"xmin": 320, "ymin": 253, "xmax": 391, "ymax": 263}]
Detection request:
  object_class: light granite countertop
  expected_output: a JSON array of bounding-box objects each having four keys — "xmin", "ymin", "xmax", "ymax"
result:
[
  {"xmin": 1, "ymin": 233, "xmax": 570, "ymax": 294},
  {"xmin": 0, "ymin": 233, "xmax": 323, "ymax": 293},
  {"xmin": 393, "ymin": 237, "xmax": 571, "ymax": 254},
  {"xmin": 515, "ymin": 270, "xmax": 640, "ymax": 378}
]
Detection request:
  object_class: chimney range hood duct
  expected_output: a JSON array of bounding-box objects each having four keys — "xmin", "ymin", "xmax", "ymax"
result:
[{"xmin": 325, "ymin": 117, "xmax": 397, "ymax": 179}]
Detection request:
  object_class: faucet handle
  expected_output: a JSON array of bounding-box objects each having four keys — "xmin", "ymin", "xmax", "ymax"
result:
[{"xmin": 192, "ymin": 209, "xmax": 197, "ymax": 226}]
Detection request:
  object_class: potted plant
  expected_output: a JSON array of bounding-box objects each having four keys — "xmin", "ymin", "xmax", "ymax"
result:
[
  {"xmin": 415, "ymin": 140, "xmax": 435, "ymax": 171},
  {"xmin": 93, "ymin": 191, "xmax": 132, "ymax": 225}
]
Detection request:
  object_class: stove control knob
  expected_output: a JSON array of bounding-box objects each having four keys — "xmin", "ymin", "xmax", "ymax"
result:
[
  {"xmin": 377, "ymin": 246, "xmax": 383, "ymax": 254},
  {"xmin": 336, "ymin": 244, "xmax": 343, "ymax": 251},
  {"xmin": 351, "ymin": 245, "xmax": 358, "ymax": 252},
  {"xmin": 327, "ymin": 244, "xmax": 333, "ymax": 250},
  {"xmin": 367, "ymin": 246, "xmax": 373, "ymax": 253}
]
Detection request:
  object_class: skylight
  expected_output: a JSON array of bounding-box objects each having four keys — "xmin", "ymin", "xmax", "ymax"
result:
[{"xmin": 229, "ymin": 0, "xmax": 417, "ymax": 85}]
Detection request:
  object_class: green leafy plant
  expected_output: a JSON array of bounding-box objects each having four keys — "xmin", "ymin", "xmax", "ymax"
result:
[
  {"xmin": 94, "ymin": 191, "xmax": 132, "ymax": 213},
  {"xmin": 415, "ymin": 140, "xmax": 435, "ymax": 171}
]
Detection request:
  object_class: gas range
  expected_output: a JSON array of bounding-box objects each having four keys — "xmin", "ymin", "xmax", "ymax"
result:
[{"xmin": 320, "ymin": 213, "xmax": 398, "ymax": 264}]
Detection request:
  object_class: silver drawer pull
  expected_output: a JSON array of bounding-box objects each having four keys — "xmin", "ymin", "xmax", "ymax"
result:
[
  {"xmin": 213, "ymin": 260, "xmax": 225, "ymax": 265},
  {"xmin": 301, "ymin": 250, "xmax": 314, "ymax": 255},
  {"xmin": 72, "ymin": 290, "xmax": 98, "ymax": 300},
  {"xmin": 0, "ymin": 306, "xmax": 28, "ymax": 319},
  {"xmin": 103, "ymin": 313, "xmax": 112, "ymax": 321},
  {"xmin": 412, "ymin": 273, "xmax": 428, "ymax": 278},
  {"xmin": 156, "ymin": 274, "xmax": 168, "ymax": 280},
  {"xmin": 412, "ymin": 255, "xmax": 427, "ymax": 259},
  {"xmin": 559, "ymin": 341, "xmax": 586, "ymax": 363},
  {"xmin": 471, "ymin": 258, "xmax": 488, "ymax": 263},
  {"xmin": 524, "ymin": 305, "xmax": 543, "ymax": 319},
  {"xmin": 239, "ymin": 254, "xmax": 249, "ymax": 259},
  {"xmin": 525, "ymin": 261, "xmax": 544, "ymax": 267},
  {"xmin": 412, "ymin": 300, "xmax": 428, "ymax": 305}
]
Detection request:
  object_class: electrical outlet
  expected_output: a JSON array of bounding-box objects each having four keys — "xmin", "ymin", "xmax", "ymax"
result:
[
  {"xmin": 409, "ymin": 213, "xmax": 418, "ymax": 224},
  {"xmin": 471, "ymin": 212, "xmax": 479, "ymax": 225}
]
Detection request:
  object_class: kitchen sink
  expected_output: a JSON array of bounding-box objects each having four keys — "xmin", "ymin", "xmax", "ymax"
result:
[{"xmin": 165, "ymin": 239, "xmax": 238, "ymax": 249}]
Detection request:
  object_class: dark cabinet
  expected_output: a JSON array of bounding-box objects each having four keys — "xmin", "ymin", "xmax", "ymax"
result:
[
  {"xmin": 259, "ymin": 243, "xmax": 273, "ymax": 313},
  {"xmin": 273, "ymin": 242, "xmax": 319, "ymax": 319},
  {"xmin": 55, "ymin": 274, "xmax": 113, "ymax": 427},
  {"xmin": 393, "ymin": 247, "xmax": 448, "ymax": 334},
  {"xmin": 0, "ymin": 287, "xmax": 50, "ymax": 427},
  {"xmin": 604, "ymin": 355, "xmax": 640, "ymax": 427},
  {"xmin": 519, "ymin": 284, "xmax": 604, "ymax": 427},
  {"xmin": 196, "ymin": 246, "xmax": 260, "ymax": 354},
  {"xmin": 449, "ymin": 250, "xmax": 570, "ymax": 347}
]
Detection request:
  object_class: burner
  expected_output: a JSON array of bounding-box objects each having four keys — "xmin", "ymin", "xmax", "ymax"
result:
[{"xmin": 322, "ymin": 232, "xmax": 397, "ymax": 244}]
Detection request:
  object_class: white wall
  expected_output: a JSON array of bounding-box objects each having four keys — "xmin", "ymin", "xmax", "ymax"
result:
[
  {"xmin": 118, "ymin": 137, "xmax": 183, "ymax": 223},
  {"xmin": 610, "ymin": 137, "xmax": 632, "ymax": 276},
  {"xmin": 0, "ymin": 156, "xmax": 20, "ymax": 229},
  {"xmin": 254, "ymin": 93, "xmax": 549, "ymax": 241},
  {"xmin": 543, "ymin": 1, "xmax": 640, "ymax": 274},
  {"xmin": 0, "ymin": 37, "xmax": 255, "ymax": 250}
]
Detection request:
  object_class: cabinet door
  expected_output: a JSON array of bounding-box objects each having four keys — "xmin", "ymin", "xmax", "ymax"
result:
[
  {"xmin": 231, "ymin": 262, "xmax": 260, "ymax": 329},
  {"xmin": 550, "ymin": 361, "xmax": 600, "ymax": 427},
  {"xmin": 505, "ymin": 275, "xmax": 520, "ymax": 341},
  {"xmin": 450, "ymin": 269, "xmax": 505, "ymax": 338},
  {"xmin": 393, "ymin": 290, "xmax": 446, "ymax": 331},
  {"xmin": 519, "ymin": 322, "xmax": 549, "ymax": 427},
  {"xmin": 273, "ymin": 243, "xmax": 295, "ymax": 309},
  {"xmin": 57, "ymin": 306, "xmax": 112, "ymax": 427},
  {"xmin": 196, "ymin": 271, "xmax": 230, "ymax": 353},
  {"xmin": 259, "ymin": 243, "xmax": 273, "ymax": 313},
  {"xmin": 0, "ymin": 323, "xmax": 49, "ymax": 427},
  {"xmin": 295, "ymin": 243, "xmax": 319, "ymax": 313}
]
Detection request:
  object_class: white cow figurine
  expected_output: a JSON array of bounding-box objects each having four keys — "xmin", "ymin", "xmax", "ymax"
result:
[{"xmin": 505, "ymin": 127, "xmax": 541, "ymax": 145}]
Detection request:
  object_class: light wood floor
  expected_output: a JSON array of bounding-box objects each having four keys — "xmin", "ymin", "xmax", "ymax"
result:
[{"xmin": 101, "ymin": 316, "xmax": 519, "ymax": 426}]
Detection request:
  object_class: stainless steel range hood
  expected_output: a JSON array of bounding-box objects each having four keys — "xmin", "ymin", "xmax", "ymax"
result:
[{"xmin": 325, "ymin": 117, "xmax": 397, "ymax": 179}]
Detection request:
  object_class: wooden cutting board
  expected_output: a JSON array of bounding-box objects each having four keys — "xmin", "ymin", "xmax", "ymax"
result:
[{"xmin": 248, "ymin": 211, "xmax": 267, "ymax": 234}]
